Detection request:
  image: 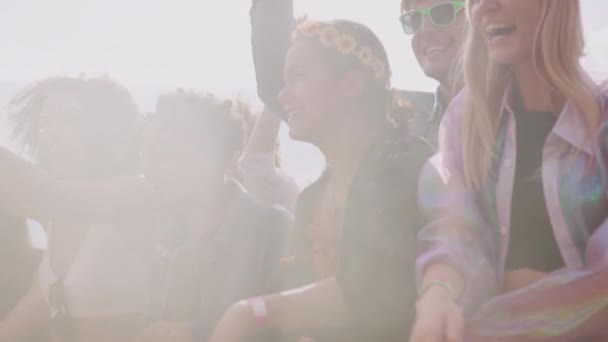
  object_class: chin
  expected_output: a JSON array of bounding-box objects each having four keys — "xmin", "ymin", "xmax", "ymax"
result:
[
  {"xmin": 488, "ymin": 53, "xmax": 518, "ymax": 66},
  {"xmin": 422, "ymin": 61, "xmax": 453, "ymax": 83},
  {"xmin": 487, "ymin": 47, "xmax": 524, "ymax": 66},
  {"xmin": 288, "ymin": 128, "xmax": 306, "ymax": 142},
  {"xmin": 288, "ymin": 126, "xmax": 313, "ymax": 143}
]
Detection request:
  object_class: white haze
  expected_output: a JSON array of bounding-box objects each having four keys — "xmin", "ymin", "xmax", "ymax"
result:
[{"xmin": 0, "ymin": 0, "xmax": 607, "ymax": 187}]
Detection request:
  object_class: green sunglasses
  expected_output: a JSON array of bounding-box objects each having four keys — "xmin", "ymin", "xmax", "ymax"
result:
[{"xmin": 400, "ymin": 1, "xmax": 465, "ymax": 35}]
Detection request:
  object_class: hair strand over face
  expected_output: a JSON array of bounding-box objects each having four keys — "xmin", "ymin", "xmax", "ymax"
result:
[{"xmin": 461, "ymin": 0, "xmax": 603, "ymax": 190}]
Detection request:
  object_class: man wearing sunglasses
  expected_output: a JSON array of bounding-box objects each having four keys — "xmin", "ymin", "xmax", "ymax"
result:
[
  {"xmin": 400, "ymin": 3, "xmax": 466, "ymax": 342},
  {"xmin": 400, "ymin": 0, "xmax": 466, "ymax": 145}
]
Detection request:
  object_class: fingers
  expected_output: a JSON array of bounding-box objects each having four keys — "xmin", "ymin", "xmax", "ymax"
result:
[
  {"xmin": 296, "ymin": 337, "xmax": 317, "ymax": 342},
  {"xmin": 445, "ymin": 306, "xmax": 465, "ymax": 342},
  {"xmin": 410, "ymin": 323, "xmax": 443, "ymax": 342},
  {"xmin": 409, "ymin": 306, "xmax": 444, "ymax": 342},
  {"xmin": 409, "ymin": 322, "xmax": 426, "ymax": 342},
  {"xmin": 410, "ymin": 295, "xmax": 465, "ymax": 342}
]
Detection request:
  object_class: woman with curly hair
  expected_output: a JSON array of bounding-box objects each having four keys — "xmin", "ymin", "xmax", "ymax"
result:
[{"xmin": 1, "ymin": 76, "xmax": 151, "ymax": 342}]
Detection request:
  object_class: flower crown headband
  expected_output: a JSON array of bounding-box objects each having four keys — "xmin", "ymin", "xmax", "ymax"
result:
[{"xmin": 291, "ymin": 20, "xmax": 390, "ymax": 81}]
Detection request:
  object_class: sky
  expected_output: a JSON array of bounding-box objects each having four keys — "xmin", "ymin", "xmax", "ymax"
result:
[
  {"xmin": 1, "ymin": 0, "xmax": 608, "ymax": 185},
  {"xmin": 0, "ymin": 0, "xmax": 435, "ymax": 93},
  {"xmin": 1, "ymin": 1, "xmax": 606, "ymax": 88},
  {"xmin": 1, "ymin": 0, "xmax": 607, "ymax": 248}
]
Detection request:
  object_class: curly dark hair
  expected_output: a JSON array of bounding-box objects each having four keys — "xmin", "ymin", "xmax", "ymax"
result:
[
  {"xmin": 8, "ymin": 76, "xmax": 140, "ymax": 176},
  {"xmin": 153, "ymin": 90, "xmax": 248, "ymax": 175}
]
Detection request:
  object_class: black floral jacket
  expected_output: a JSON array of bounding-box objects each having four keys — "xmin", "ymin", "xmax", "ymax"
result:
[{"xmin": 282, "ymin": 131, "xmax": 433, "ymax": 341}]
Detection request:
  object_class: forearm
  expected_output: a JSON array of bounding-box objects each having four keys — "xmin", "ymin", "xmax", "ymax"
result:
[
  {"xmin": 0, "ymin": 148, "xmax": 152, "ymax": 222},
  {"xmin": 0, "ymin": 277, "xmax": 49, "ymax": 341},
  {"xmin": 211, "ymin": 278, "xmax": 348, "ymax": 342},
  {"xmin": 482, "ymin": 306, "xmax": 608, "ymax": 342},
  {"xmin": 263, "ymin": 278, "xmax": 349, "ymax": 331},
  {"xmin": 503, "ymin": 307, "xmax": 608, "ymax": 342},
  {"xmin": 417, "ymin": 155, "xmax": 501, "ymax": 312},
  {"xmin": 243, "ymin": 107, "xmax": 281, "ymax": 156},
  {"xmin": 476, "ymin": 217, "xmax": 608, "ymax": 340},
  {"xmin": 471, "ymin": 266, "xmax": 608, "ymax": 340},
  {"xmin": 503, "ymin": 269, "xmax": 546, "ymax": 293},
  {"xmin": 239, "ymin": 109, "xmax": 299, "ymax": 211}
]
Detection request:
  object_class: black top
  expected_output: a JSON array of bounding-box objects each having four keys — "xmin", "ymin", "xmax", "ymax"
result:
[{"xmin": 506, "ymin": 104, "xmax": 564, "ymax": 272}]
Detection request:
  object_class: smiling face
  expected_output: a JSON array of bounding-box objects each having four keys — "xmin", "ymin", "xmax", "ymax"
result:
[
  {"xmin": 471, "ymin": 0, "xmax": 543, "ymax": 65},
  {"xmin": 408, "ymin": 0, "xmax": 466, "ymax": 83},
  {"xmin": 279, "ymin": 40, "xmax": 345, "ymax": 144}
]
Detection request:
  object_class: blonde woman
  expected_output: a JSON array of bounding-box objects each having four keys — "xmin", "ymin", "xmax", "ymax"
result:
[{"xmin": 411, "ymin": 0, "xmax": 608, "ymax": 341}]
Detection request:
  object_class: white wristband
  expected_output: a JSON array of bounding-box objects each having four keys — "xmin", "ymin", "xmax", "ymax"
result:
[{"xmin": 248, "ymin": 297, "xmax": 268, "ymax": 328}]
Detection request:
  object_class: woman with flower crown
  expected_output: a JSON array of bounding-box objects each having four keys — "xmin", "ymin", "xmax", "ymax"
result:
[{"xmin": 207, "ymin": 18, "xmax": 433, "ymax": 342}]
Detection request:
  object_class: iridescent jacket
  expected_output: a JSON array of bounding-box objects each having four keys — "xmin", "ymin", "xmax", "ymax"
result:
[{"xmin": 417, "ymin": 81, "xmax": 608, "ymax": 340}]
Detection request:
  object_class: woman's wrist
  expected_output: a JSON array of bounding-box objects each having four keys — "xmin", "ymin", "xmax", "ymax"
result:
[
  {"xmin": 233, "ymin": 301, "xmax": 257, "ymax": 331},
  {"xmin": 247, "ymin": 297, "xmax": 269, "ymax": 328},
  {"xmin": 209, "ymin": 302, "xmax": 255, "ymax": 342},
  {"xmin": 418, "ymin": 280, "xmax": 456, "ymax": 301},
  {"xmin": 420, "ymin": 264, "xmax": 465, "ymax": 301},
  {"xmin": 233, "ymin": 297, "xmax": 271, "ymax": 332}
]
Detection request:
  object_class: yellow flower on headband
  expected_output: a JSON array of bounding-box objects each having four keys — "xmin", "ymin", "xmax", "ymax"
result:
[
  {"xmin": 301, "ymin": 21, "xmax": 321, "ymax": 35},
  {"xmin": 336, "ymin": 34, "xmax": 357, "ymax": 55},
  {"xmin": 372, "ymin": 60, "xmax": 387, "ymax": 80},
  {"xmin": 292, "ymin": 19, "xmax": 389, "ymax": 81},
  {"xmin": 320, "ymin": 26, "xmax": 340, "ymax": 47},
  {"xmin": 357, "ymin": 47, "xmax": 375, "ymax": 66}
]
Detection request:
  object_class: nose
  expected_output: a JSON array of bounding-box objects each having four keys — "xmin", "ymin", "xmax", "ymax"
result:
[{"xmin": 472, "ymin": 0, "xmax": 500, "ymax": 25}]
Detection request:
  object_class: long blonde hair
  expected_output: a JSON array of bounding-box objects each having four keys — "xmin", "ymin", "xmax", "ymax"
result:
[{"xmin": 461, "ymin": 0, "xmax": 603, "ymax": 190}]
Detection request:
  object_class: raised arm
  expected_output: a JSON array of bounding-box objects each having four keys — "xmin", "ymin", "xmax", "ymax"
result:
[
  {"xmin": 245, "ymin": 0, "xmax": 300, "ymax": 212},
  {"xmin": 250, "ymin": 0, "xmax": 294, "ymax": 116},
  {"xmin": 239, "ymin": 107, "xmax": 300, "ymax": 213}
]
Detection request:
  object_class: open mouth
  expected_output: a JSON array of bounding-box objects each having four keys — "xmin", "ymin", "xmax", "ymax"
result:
[
  {"xmin": 424, "ymin": 45, "xmax": 449, "ymax": 58},
  {"xmin": 485, "ymin": 24, "xmax": 516, "ymax": 40}
]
